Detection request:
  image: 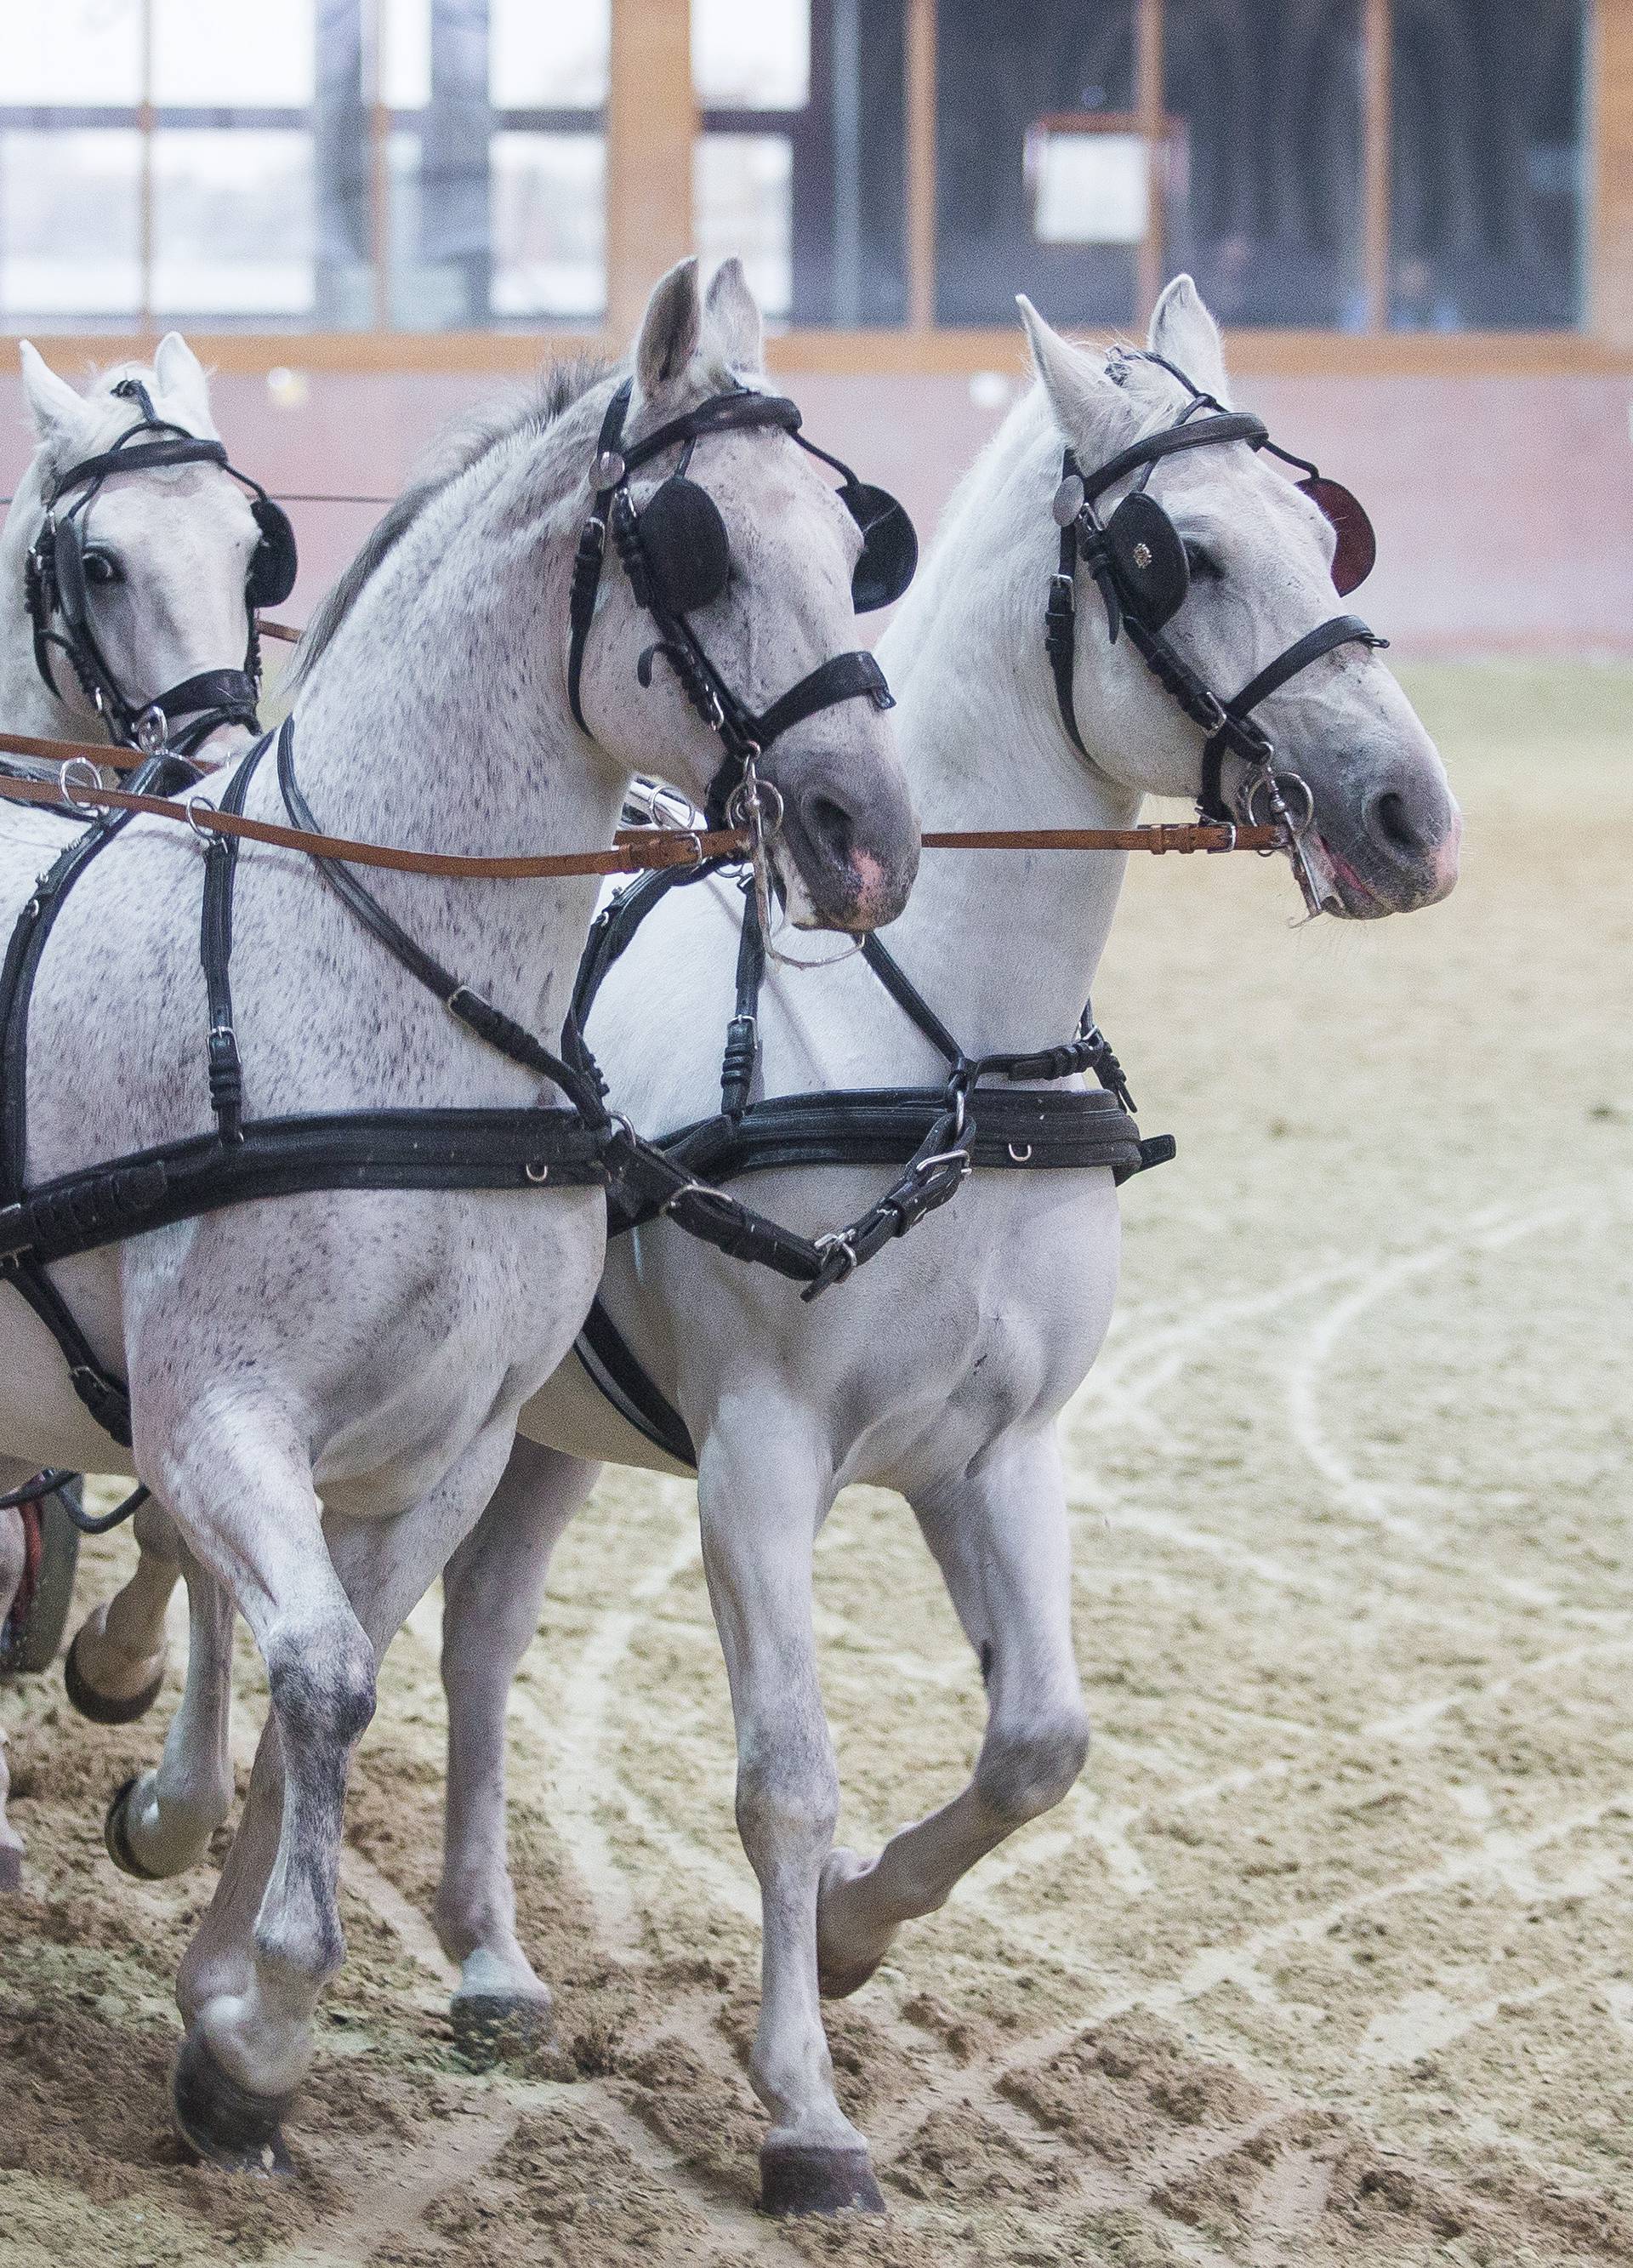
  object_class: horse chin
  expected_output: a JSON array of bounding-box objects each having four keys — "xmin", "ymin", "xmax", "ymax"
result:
[{"xmin": 769, "ymin": 841, "xmax": 890, "ymax": 934}]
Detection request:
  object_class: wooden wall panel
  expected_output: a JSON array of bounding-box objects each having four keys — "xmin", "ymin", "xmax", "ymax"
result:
[
  {"xmin": 606, "ymin": 0, "xmax": 697, "ymax": 341},
  {"xmin": 1593, "ymin": 0, "xmax": 1633, "ymax": 344}
]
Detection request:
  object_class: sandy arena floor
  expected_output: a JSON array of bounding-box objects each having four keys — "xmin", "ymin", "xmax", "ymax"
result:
[{"xmin": 1, "ymin": 661, "xmax": 1630, "ymax": 2267}]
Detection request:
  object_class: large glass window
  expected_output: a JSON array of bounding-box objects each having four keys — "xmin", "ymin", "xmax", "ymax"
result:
[
  {"xmin": 692, "ymin": 0, "xmax": 907, "ymax": 326},
  {"xmin": 1162, "ymin": 0, "xmax": 1365, "ymax": 328},
  {"xmin": 935, "ymin": 0, "xmax": 1138, "ymax": 328},
  {"xmin": 1391, "ymin": 0, "xmax": 1586, "ymax": 329}
]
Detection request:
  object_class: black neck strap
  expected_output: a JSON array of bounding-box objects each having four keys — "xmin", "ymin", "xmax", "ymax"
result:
[{"xmin": 566, "ymin": 376, "xmax": 892, "ymax": 828}]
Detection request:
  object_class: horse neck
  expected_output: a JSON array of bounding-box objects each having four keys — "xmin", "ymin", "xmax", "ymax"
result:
[
  {"xmin": 875, "ymin": 406, "xmax": 1141, "ymax": 1057},
  {"xmin": 0, "ymin": 468, "xmax": 75, "ymax": 739},
  {"xmin": 283, "ymin": 437, "xmax": 623, "ymax": 1036}
]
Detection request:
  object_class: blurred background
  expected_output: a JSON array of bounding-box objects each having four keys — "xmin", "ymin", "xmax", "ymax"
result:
[{"xmin": 0, "ymin": 0, "xmax": 1629, "ymax": 652}]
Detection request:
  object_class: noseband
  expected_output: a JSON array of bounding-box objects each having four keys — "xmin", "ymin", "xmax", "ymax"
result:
[
  {"xmin": 1045, "ymin": 351, "xmax": 1386, "ymax": 912},
  {"xmin": 567, "ymin": 377, "xmax": 915, "ymax": 829},
  {"xmin": 22, "ymin": 378, "xmax": 297, "ymax": 759}
]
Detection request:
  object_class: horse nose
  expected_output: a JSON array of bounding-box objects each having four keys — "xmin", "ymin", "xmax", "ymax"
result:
[{"xmin": 795, "ymin": 773, "xmax": 918, "ymax": 928}]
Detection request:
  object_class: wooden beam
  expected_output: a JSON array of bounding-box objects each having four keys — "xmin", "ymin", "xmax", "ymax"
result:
[
  {"xmin": 605, "ymin": 0, "xmax": 696, "ymax": 341},
  {"xmin": 1593, "ymin": 0, "xmax": 1633, "ymax": 344},
  {"xmin": 905, "ymin": 0, "xmax": 936, "ymax": 330},
  {"xmin": 1362, "ymin": 0, "xmax": 1391, "ymax": 333},
  {"xmin": 1136, "ymin": 0, "xmax": 1165, "ymax": 326}
]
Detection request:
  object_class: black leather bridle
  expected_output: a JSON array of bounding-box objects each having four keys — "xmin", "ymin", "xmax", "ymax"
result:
[
  {"xmin": 1044, "ymin": 351, "xmax": 1386, "ymax": 913},
  {"xmin": 567, "ymin": 377, "xmax": 913, "ymax": 829},
  {"xmin": 22, "ymin": 379, "xmax": 296, "ymax": 760}
]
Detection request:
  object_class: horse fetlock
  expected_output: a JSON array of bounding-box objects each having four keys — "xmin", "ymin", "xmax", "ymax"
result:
[
  {"xmin": 65, "ymin": 1604, "xmax": 169, "ymax": 1714},
  {"xmin": 974, "ymin": 1706, "xmax": 1090, "ymax": 1830},
  {"xmin": 108, "ymin": 1769, "xmax": 229, "ymax": 1879}
]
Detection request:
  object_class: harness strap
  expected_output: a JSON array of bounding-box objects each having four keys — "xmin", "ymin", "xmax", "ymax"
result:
[
  {"xmin": 1197, "ymin": 613, "xmax": 1383, "ymax": 822},
  {"xmin": 199, "ymin": 734, "xmax": 270, "ymax": 1143}
]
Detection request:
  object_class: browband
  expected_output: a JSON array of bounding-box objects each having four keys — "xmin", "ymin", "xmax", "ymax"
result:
[{"xmin": 1080, "ymin": 413, "xmax": 1268, "ymax": 504}]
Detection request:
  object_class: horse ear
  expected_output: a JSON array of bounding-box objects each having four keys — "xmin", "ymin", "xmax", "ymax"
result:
[
  {"xmin": 634, "ymin": 257, "xmax": 704, "ymax": 406},
  {"xmin": 1148, "ymin": 274, "xmax": 1230, "ymax": 404},
  {"xmin": 152, "ymin": 331, "xmax": 216, "ymax": 433},
  {"xmin": 18, "ymin": 340, "xmax": 88, "ymax": 461},
  {"xmin": 1016, "ymin": 295, "xmax": 1125, "ymax": 452},
  {"xmin": 703, "ymin": 256, "xmax": 764, "ymax": 374}
]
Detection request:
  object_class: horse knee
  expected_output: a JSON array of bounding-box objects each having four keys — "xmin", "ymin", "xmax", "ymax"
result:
[
  {"xmin": 266, "ymin": 1621, "xmax": 377, "ymax": 1763},
  {"xmin": 976, "ymin": 1706, "xmax": 1090, "ymax": 1830},
  {"xmin": 736, "ymin": 1727, "xmax": 839, "ymax": 1864}
]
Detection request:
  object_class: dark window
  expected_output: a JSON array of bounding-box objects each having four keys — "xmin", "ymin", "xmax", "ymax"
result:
[
  {"xmin": 1162, "ymin": 0, "xmax": 1366, "ymax": 329},
  {"xmin": 1391, "ymin": 0, "xmax": 1585, "ymax": 329},
  {"xmin": 934, "ymin": 0, "xmax": 1138, "ymax": 328}
]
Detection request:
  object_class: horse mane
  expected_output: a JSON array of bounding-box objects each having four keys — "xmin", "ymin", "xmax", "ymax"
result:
[{"xmin": 292, "ymin": 353, "xmax": 613, "ymax": 689}]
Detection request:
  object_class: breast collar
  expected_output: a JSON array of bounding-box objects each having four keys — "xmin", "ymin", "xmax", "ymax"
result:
[
  {"xmin": 1045, "ymin": 352, "xmax": 1387, "ymax": 912},
  {"xmin": 566, "ymin": 378, "xmax": 896, "ymax": 829},
  {"xmin": 22, "ymin": 379, "xmax": 270, "ymax": 760}
]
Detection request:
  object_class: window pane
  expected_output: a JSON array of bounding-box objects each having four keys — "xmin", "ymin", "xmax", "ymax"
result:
[
  {"xmin": 490, "ymin": 0, "xmax": 610, "ymax": 107},
  {"xmin": 935, "ymin": 0, "xmax": 1136, "ymax": 326},
  {"xmin": 491, "ymin": 132, "xmax": 606, "ymax": 317},
  {"xmin": 0, "ymin": 128, "xmax": 141, "ymax": 321},
  {"xmin": 381, "ymin": 0, "xmax": 432, "ymax": 109},
  {"xmin": 1163, "ymin": 0, "xmax": 1364, "ymax": 328},
  {"xmin": 1391, "ymin": 0, "xmax": 1585, "ymax": 329},
  {"xmin": 693, "ymin": 0, "xmax": 811, "ymax": 109},
  {"xmin": 152, "ymin": 130, "xmax": 316, "ymax": 319},
  {"xmin": 5, "ymin": 0, "xmax": 142, "ymax": 104},
  {"xmin": 696, "ymin": 134, "xmax": 793, "ymax": 319},
  {"xmin": 152, "ymin": 0, "xmax": 316, "ymax": 107}
]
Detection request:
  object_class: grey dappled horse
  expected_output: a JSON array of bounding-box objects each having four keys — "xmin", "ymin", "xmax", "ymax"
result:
[
  {"xmin": 0, "ymin": 257, "xmax": 917, "ymax": 2168},
  {"xmin": 0, "ymin": 333, "xmax": 268, "ymax": 1883}
]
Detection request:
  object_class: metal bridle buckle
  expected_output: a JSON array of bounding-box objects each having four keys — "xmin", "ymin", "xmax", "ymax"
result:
[
  {"xmin": 58, "ymin": 756, "xmax": 102, "ymax": 810},
  {"xmin": 915, "ymin": 1146, "xmax": 975, "ymax": 1183},
  {"xmin": 814, "ymin": 1228, "xmax": 859, "ymax": 1281},
  {"xmin": 185, "ymin": 794, "xmax": 218, "ymax": 845},
  {"xmin": 133, "ymin": 704, "xmax": 169, "ymax": 757}
]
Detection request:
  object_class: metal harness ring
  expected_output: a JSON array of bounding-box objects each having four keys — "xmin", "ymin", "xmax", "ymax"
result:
[{"xmin": 58, "ymin": 756, "xmax": 102, "ymax": 810}]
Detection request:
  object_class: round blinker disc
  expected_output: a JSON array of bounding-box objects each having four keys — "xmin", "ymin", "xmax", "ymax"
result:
[
  {"xmin": 845, "ymin": 482, "xmax": 918, "ymax": 613},
  {"xmin": 636, "ymin": 475, "xmax": 732, "ymax": 615},
  {"xmin": 52, "ymin": 521, "xmax": 89, "ymax": 628},
  {"xmin": 1105, "ymin": 490, "xmax": 1189, "ymax": 630},
  {"xmin": 1298, "ymin": 476, "xmax": 1376, "ymax": 595}
]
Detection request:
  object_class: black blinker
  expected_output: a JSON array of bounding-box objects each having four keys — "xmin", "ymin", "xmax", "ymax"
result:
[
  {"xmin": 248, "ymin": 496, "xmax": 299, "ymax": 610},
  {"xmin": 1105, "ymin": 491, "xmax": 1189, "ymax": 631},
  {"xmin": 845, "ymin": 482, "xmax": 918, "ymax": 613},
  {"xmin": 637, "ymin": 475, "xmax": 732, "ymax": 615},
  {"xmin": 1297, "ymin": 476, "xmax": 1376, "ymax": 596},
  {"xmin": 53, "ymin": 521, "xmax": 89, "ymax": 629}
]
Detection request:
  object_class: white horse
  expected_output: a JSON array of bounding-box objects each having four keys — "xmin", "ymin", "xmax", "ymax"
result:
[
  {"xmin": 0, "ymin": 256, "xmax": 918, "ymax": 2168},
  {"xmin": 72, "ymin": 278, "xmax": 1459, "ymax": 2214},
  {"xmin": 428, "ymin": 281, "xmax": 1461, "ymax": 2215},
  {"xmin": 0, "ymin": 332, "xmax": 268, "ymax": 1883}
]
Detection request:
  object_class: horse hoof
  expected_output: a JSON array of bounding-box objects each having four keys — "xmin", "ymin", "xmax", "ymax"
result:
[
  {"xmin": 449, "ymin": 1989, "xmax": 553, "ymax": 2066},
  {"xmin": 64, "ymin": 1627, "xmax": 164, "ymax": 1726},
  {"xmin": 104, "ymin": 1775, "xmax": 163, "ymax": 1881},
  {"xmin": 0, "ymin": 1843, "xmax": 21, "ymax": 1894},
  {"xmin": 760, "ymin": 2143, "xmax": 886, "ymax": 2219},
  {"xmin": 170, "ymin": 2028, "xmax": 294, "ymax": 2177}
]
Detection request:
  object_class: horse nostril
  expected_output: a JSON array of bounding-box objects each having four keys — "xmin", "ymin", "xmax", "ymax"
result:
[
  {"xmin": 1368, "ymin": 787, "xmax": 1428, "ymax": 860},
  {"xmin": 803, "ymin": 791, "xmax": 856, "ymax": 872}
]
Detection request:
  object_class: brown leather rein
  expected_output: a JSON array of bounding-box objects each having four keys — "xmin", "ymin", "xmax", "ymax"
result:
[{"xmin": 0, "ymin": 725, "xmax": 1282, "ymax": 877}]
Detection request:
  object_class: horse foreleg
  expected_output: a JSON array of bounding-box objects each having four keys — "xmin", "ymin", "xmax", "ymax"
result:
[
  {"xmin": 0, "ymin": 1506, "xmax": 26, "ymax": 1889},
  {"xmin": 65, "ymin": 1496, "xmax": 183, "ymax": 1724},
  {"xmin": 699, "ymin": 1415, "xmax": 885, "ymax": 2219},
  {"xmin": 105, "ymin": 1549, "xmax": 236, "ymax": 1880},
  {"xmin": 816, "ymin": 1425, "xmax": 1088, "ymax": 1997},
  {"xmin": 435, "ymin": 1433, "xmax": 600, "ymax": 2054}
]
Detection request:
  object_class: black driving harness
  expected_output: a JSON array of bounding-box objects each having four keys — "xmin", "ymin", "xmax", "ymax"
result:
[{"xmin": 22, "ymin": 378, "xmax": 297, "ymax": 761}]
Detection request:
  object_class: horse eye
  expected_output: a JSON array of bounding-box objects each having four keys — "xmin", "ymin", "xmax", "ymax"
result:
[
  {"xmin": 82, "ymin": 550, "xmax": 122, "ymax": 588},
  {"xmin": 1183, "ymin": 541, "xmax": 1221, "ymax": 580}
]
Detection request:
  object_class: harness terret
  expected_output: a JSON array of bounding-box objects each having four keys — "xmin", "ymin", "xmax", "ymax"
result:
[{"xmin": 22, "ymin": 378, "xmax": 296, "ymax": 760}]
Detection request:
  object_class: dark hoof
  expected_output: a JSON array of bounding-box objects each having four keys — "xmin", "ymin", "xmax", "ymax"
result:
[
  {"xmin": 64, "ymin": 1627, "xmax": 164, "ymax": 1726},
  {"xmin": 0, "ymin": 1843, "xmax": 21, "ymax": 1894},
  {"xmin": 170, "ymin": 2028, "xmax": 294, "ymax": 2177},
  {"xmin": 104, "ymin": 1775, "xmax": 164, "ymax": 1880},
  {"xmin": 760, "ymin": 2143, "xmax": 886, "ymax": 2219},
  {"xmin": 449, "ymin": 1990, "xmax": 553, "ymax": 2066}
]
